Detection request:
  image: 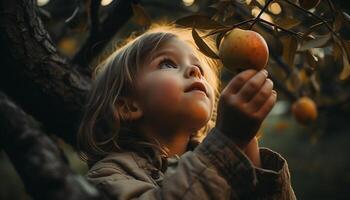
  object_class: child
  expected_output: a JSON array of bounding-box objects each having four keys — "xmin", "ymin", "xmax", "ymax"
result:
[{"xmin": 78, "ymin": 24, "xmax": 296, "ymax": 199}]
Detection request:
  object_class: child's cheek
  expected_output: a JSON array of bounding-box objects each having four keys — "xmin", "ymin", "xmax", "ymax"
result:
[{"xmin": 138, "ymin": 74, "xmax": 183, "ymax": 107}]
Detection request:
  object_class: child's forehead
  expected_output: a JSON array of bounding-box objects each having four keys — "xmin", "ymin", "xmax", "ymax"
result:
[{"xmin": 150, "ymin": 37, "xmax": 199, "ymax": 61}]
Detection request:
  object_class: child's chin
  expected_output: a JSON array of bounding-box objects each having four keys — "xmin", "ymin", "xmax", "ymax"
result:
[{"xmin": 186, "ymin": 110, "xmax": 211, "ymax": 128}]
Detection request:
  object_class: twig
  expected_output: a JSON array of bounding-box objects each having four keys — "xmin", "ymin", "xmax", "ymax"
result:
[
  {"xmin": 73, "ymin": 0, "xmax": 138, "ymax": 71},
  {"xmin": 283, "ymin": 0, "xmax": 350, "ymax": 62},
  {"xmin": 203, "ymin": 18, "xmax": 254, "ymax": 38},
  {"xmin": 90, "ymin": 0, "xmax": 101, "ymax": 37},
  {"xmin": 283, "ymin": 0, "xmax": 333, "ymax": 34},
  {"xmin": 249, "ymin": 0, "xmax": 273, "ymax": 29},
  {"xmin": 258, "ymin": 18, "xmax": 302, "ymax": 38},
  {"xmin": 326, "ymin": 0, "xmax": 336, "ymax": 14},
  {"xmin": 301, "ymin": 21, "xmax": 324, "ymax": 39},
  {"xmin": 233, "ymin": 18, "xmax": 255, "ymax": 29}
]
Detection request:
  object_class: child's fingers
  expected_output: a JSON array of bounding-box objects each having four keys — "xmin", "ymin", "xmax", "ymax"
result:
[
  {"xmin": 224, "ymin": 70, "xmax": 257, "ymax": 94},
  {"xmin": 255, "ymin": 90, "xmax": 277, "ymax": 119},
  {"xmin": 246, "ymin": 79, "xmax": 273, "ymax": 113},
  {"xmin": 238, "ymin": 70, "xmax": 268, "ymax": 102}
]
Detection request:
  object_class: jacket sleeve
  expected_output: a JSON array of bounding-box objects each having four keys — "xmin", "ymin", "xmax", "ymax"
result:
[
  {"xmin": 86, "ymin": 128, "xmax": 295, "ymax": 200},
  {"xmin": 253, "ymin": 148, "xmax": 297, "ymax": 199}
]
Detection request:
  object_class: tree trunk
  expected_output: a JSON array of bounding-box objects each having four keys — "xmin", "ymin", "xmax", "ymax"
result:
[
  {"xmin": 0, "ymin": 91, "xmax": 104, "ymax": 200},
  {"xmin": 0, "ymin": 0, "xmax": 91, "ymax": 146}
]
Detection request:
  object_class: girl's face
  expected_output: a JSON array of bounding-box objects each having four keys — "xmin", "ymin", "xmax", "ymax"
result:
[{"xmin": 133, "ymin": 37, "xmax": 215, "ymax": 134}]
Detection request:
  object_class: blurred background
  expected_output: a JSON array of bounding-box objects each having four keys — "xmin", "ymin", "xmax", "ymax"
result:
[{"xmin": 1, "ymin": 0, "xmax": 350, "ymax": 199}]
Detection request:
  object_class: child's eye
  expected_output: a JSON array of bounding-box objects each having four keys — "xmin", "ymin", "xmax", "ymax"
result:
[{"xmin": 159, "ymin": 58, "xmax": 178, "ymax": 69}]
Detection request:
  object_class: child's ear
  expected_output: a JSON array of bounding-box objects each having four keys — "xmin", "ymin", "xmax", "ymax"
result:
[{"xmin": 115, "ymin": 97, "xmax": 143, "ymax": 121}]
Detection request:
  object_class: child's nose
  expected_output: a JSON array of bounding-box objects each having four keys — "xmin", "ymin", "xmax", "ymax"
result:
[{"xmin": 185, "ymin": 65, "xmax": 202, "ymax": 79}]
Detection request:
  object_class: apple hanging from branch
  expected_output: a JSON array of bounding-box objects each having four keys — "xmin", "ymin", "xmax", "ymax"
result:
[{"xmin": 219, "ymin": 28, "xmax": 269, "ymax": 71}]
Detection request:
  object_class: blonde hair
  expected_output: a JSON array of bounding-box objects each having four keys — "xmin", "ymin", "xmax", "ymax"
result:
[{"xmin": 78, "ymin": 23, "xmax": 221, "ymax": 165}]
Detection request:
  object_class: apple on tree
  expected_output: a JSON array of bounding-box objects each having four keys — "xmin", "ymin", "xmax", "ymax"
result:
[{"xmin": 219, "ymin": 28, "xmax": 269, "ymax": 71}]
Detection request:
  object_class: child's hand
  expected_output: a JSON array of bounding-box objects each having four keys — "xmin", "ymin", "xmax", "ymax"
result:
[{"xmin": 215, "ymin": 69, "xmax": 276, "ymax": 149}]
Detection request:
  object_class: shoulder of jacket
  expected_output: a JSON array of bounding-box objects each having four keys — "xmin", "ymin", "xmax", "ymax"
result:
[
  {"xmin": 87, "ymin": 151, "xmax": 161, "ymax": 186},
  {"xmin": 89, "ymin": 151, "xmax": 146, "ymax": 172}
]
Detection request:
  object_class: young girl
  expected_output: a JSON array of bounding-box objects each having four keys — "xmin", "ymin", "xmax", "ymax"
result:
[{"xmin": 78, "ymin": 24, "xmax": 296, "ymax": 199}]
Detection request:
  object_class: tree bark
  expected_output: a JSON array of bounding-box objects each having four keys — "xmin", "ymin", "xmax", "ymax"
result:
[
  {"xmin": 73, "ymin": 0, "xmax": 137, "ymax": 69},
  {"xmin": 0, "ymin": 91, "xmax": 104, "ymax": 200},
  {"xmin": 0, "ymin": 0, "xmax": 137, "ymax": 198},
  {"xmin": 0, "ymin": 0, "xmax": 91, "ymax": 146}
]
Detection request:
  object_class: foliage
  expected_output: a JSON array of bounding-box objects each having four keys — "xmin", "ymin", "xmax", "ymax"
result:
[{"xmin": 173, "ymin": 0, "xmax": 350, "ymax": 129}]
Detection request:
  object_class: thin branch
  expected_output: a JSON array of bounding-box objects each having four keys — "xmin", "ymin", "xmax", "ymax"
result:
[
  {"xmin": 258, "ymin": 18, "xmax": 302, "ymax": 38},
  {"xmin": 284, "ymin": 0, "xmax": 333, "ymax": 33},
  {"xmin": 301, "ymin": 21, "xmax": 324, "ymax": 39},
  {"xmin": 203, "ymin": 18, "xmax": 254, "ymax": 38},
  {"xmin": 326, "ymin": 0, "xmax": 336, "ymax": 14},
  {"xmin": 73, "ymin": 0, "xmax": 138, "ymax": 71},
  {"xmin": 228, "ymin": 1, "xmax": 297, "ymax": 101},
  {"xmin": 283, "ymin": 0, "xmax": 350, "ymax": 61},
  {"xmin": 141, "ymin": 0, "xmax": 189, "ymax": 14},
  {"xmin": 249, "ymin": 0, "xmax": 273, "ymax": 29},
  {"xmin": 233, "ymin": 18, "xmax": 255, "ymax": 29},
  {"xmin": 90, "ymin": 0, "xmax": 102, "ymax": 37}
]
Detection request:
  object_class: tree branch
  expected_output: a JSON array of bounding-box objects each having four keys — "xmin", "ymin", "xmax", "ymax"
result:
[
  {"xmin": 90, "ymin": 0, "xmax": 102, "ymax": 37},
  {"xmin": 73, "ymin": 0, "xmax": 138, "ymax": 70},
  {"xmin": 257, "ymin": 18, "xmax": 302, "ymax": 38},
  {"xmin": 249, "ymin": 0, "xmax": 273, "ymax": 29},
  {"xmin": 0, "ymin": 0, "xmax": 91, "ymax": 146},
  {"xmin": 283, "ymin": 0, "xmax": 350, "ymax": 62},
  {"xmin": 0, "ymin": 91, "xmax": 104, "ymax": 200}
]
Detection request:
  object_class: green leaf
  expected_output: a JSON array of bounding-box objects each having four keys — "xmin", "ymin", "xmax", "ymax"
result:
[
  {"xmin": 309, "ymin": 73, "xmax": 320, "ymax": 94},
  {"xmin": 275, "ymin": 17, "xmax": 301, "ymax": 29},
  {"xmin": 333, "ymin": 36, "xmax": 350, "ymax": 63},
  {"xmin": 302, "ymin": 22, "xmax": 324, "ymax": 40},
  {"xmin": 339, "ymin": 40, "xmax": 350, "ymax": 80},
  {"xmin": 342, "ymin": 12, "xmax": 350, "ymax": 30},
  {"xmin": 333, "ymin": 12, "xmax": 344, "ymax": 32},
  {"xmin": 216, "ymin": 31, "xmax": 226, "ymax": 49},
  {"xmin": 343, "ymin": 40, "xmax": 350, "ymax": 63},
  {"xmin": 131, "ymin": 4, "xmax": 151, "ymax": 27},
  {"xmin": 298, "ymin": 0, "xmax": 320, "ymax": 10},
  {"xmin": 340, "ymin": 53, "xmax": 350, "ymax": 80},
  {"xmin": 223, "ymin": 5, "xmax": 235, "ymax": 22},
  {"xmin": 209, "ymin": 1, "xmax": 231, "ymax": 11},
  {"xmin": 192, "ymin": 28, "xmax": 220, "ymax": 59},
  {"xmin": 176, "ymin": 15, "xmax": 226, "ymax": 30},
  {"xmin": 333, "ymin": 42, "xmax": 342, "ymax": 62},
  {"xmin": 299, "ymin": 34, "xmax": 331, "ymax": 51},
  {"xmin": 286, "ymin": 69, "xmax": 302, "ymax": 92},
  {"xmin": 304, "ymin": 50, "xmax": 317, "ymax": 69},
  {"xmin": 203, "ymin": 27, "xmax": 232, "ymax": 38},
  {"xmin": 281, "ymin": 35, "xmax": 298, "ymax": 67}
]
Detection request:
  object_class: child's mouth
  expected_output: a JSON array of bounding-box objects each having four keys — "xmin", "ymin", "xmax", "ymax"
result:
[{"xmin": 185, "ymin": 82, "xmax": 208, "ymax": 97}]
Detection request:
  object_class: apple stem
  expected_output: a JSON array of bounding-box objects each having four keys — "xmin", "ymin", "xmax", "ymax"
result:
[{"xmin": 249, "ymin": 0, "xmax": 273, "ymax": 30}]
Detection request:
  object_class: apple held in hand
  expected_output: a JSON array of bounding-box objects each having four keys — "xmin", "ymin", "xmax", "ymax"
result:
[{"xmin": 219, "ymin": 28, "xmax": 269, "ymax": 71}]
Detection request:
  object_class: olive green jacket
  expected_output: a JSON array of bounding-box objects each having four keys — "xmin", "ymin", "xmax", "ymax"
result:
[{"xmin": 86, "ymin": 128, "xmax": 296, "ymax": 199}]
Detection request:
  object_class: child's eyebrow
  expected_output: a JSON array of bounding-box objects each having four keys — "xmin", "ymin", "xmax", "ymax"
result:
[
  {"xmin": 151, "ymin": 49, "xmax": 201, "ymax": 65},
  {"xmin": 150, "ymin": 49, "xmax": 177, "ymax": 61}
]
